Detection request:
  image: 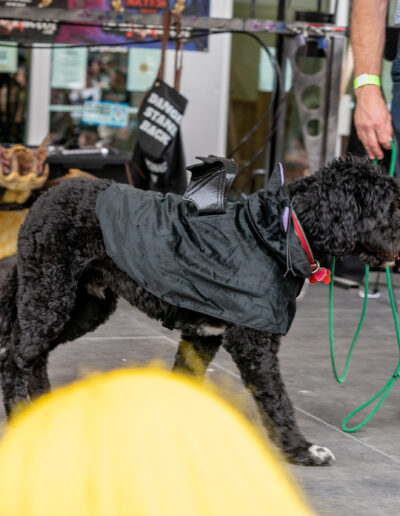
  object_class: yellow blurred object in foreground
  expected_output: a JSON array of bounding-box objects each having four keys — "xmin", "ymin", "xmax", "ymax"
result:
[{"xmin": 0, "ymin": 368, "xmax": 315, "ymax": 516}]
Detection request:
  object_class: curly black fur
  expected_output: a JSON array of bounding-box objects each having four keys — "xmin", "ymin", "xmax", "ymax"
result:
[
  {"xmin": 290, "ymin": 156, "xmax": 400, "ymax": 265},
  {"xmin": 1, "ymin": 155, "xmax": 400, "ymax": 466}
]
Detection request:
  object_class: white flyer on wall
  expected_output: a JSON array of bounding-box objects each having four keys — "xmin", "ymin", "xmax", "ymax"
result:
[
  {"xmin": 51, "ymin": 47, "xmax": 88, "ymax": 89},
  {"xmin": 0, "ymin": 43, "xmax": 17, "ymax": 73},
  {"xmin": 127, "ymin": 48, "xmax": 161, "ymax": 92}
]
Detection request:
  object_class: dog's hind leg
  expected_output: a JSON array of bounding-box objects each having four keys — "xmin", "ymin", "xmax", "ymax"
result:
[
  {"xmin": 173, "ymin": 333, "xmax": 222, "ymax": 377},
  {"xmin": 223, "ymin": 326, "xmax": 335, "ymax": 466},
  {"xmin": 1, "ymin": 268, "xmax": 81, "ymax": 414},
  {"xmin": 25, "ymin": 282, "xmax": 117, "ymax": 402},
  {"xmin": 0, "ymin": 354, "xmax": 29, "ymax": 415}
]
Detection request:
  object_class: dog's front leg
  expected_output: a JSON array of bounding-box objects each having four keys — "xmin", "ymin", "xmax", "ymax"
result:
[
  {"xmin": 223, "ymin": 326, "xmax": 335, "ymax": 466},
  {"xmin": 173, "ymin": 333, "xmax": 222, "ymax": 377},
  {"xmin": 0, "ymin": 323, "xmax": 31, "ymax": 416},
  {"xmin": 0, "ymin": 350, "xmax": 30, "ymax": 416},
  {"xmin": 27, "ymin": 354, "xmax": 50, "ymax": 400}
]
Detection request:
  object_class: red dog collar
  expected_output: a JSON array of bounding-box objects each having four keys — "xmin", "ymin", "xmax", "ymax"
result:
[{"xmin": 291, "ymin": 211, "xmax": 331, "ymax": 284}]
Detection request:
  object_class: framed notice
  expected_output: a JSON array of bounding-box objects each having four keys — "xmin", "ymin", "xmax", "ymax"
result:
[
  {"xmin": 127, "ymin": 48, "xmax": 161, "ymax": 92},
  {"xmin": 0, "ymin": 43, "xmax": 17, "ymax": 73},
  {"xmin": 51, "ymin": 47, "xmax": 88, "ymax": 89}
]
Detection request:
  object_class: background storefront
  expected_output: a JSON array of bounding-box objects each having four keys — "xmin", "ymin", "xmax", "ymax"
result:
[
  {"xmin": 0, "ymin": 1, "xmax": 398, "ymax": 184},
  {"xmin": 1, "ymin": 0, "xmax": 232, "ymax": 169}
]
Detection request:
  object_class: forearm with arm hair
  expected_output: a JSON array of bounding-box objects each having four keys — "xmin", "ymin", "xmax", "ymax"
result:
[
  {"xmin": 351, "ymin": 0, "xmax": 388, "ymax": 77},
  {"xmin": 351, "ymin": 0, "xmax": 392, "ymax": 159}
]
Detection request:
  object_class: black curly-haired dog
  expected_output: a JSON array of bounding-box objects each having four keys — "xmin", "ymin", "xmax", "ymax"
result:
[{"xmin": 1, "ymin": 156, "xmax": 400, "ymax": 466}]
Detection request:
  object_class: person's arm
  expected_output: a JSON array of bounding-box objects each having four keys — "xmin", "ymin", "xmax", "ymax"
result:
[{"xmin": 351, "ymin": 0, "xmax": 392, "ymax": 159}]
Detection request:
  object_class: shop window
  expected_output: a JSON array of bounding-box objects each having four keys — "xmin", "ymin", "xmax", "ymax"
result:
[
  {"xmin": 49, "ymin": 47, "xmax": 160, "ymax": 153},
  {"xmin": 0, "ymin": 46, "xmax": 30, "ymax": 144}
]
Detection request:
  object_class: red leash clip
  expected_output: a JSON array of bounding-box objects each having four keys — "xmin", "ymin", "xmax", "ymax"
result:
[{"xmin": 310, "ymin": 261, "xmax": 331, "ymax": 284}]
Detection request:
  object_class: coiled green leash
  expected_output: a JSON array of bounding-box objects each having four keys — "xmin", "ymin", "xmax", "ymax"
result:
[{"xmin": 329, "ymin": 141, "xmax": 400, "ymax": 432}]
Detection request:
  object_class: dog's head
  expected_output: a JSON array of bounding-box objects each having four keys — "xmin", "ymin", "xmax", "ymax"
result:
[{"xmin": 290, "ymin": 155, "xmax": 400, "ymax": 268}]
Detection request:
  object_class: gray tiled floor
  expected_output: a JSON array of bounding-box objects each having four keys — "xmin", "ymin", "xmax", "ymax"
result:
[{"xmin": 2, "ymin": 256, "xmax": 400, "ymax": 514}]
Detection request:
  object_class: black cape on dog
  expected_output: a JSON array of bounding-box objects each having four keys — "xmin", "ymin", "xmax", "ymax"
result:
[{"xmin": 96, "ymin": 164, "xmax": 311, "ymax": 334}]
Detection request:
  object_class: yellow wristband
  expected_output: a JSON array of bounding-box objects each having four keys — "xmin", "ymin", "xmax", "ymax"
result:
[{"xmin": 353, "ymin": 74, "xmax": 381, "ymax": 90}]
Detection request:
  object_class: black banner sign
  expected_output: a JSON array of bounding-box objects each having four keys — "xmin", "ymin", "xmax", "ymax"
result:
[{"xmin": 0, "ymin": 1, "xmax": 210, "ymax": 49}]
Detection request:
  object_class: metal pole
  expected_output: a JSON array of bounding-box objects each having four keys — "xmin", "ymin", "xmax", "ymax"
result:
[
  {"xmin": 250, "ymin": 0, "xmax": 257, "ymax": 18},
  {"xmin": 268, "ymin": 0, "xmax": 286, "ymax": 173},
  {"xmin": 26, "ymin": 44, "xmax": 51, "ymax": 146},
  {"xmin": 0, "ymin": 8, "xmax": 352, "ymax": 36}
]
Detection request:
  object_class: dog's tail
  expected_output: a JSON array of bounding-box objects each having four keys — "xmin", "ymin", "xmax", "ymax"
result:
[{"xmin": 0, "ymin": 265, "xmax": 18, "ymax": 351}]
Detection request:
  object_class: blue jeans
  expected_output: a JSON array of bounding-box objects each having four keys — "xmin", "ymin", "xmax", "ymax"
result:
[{"xmin": 391, "ymin": 36, "xmax": 400, "ymax": 176}]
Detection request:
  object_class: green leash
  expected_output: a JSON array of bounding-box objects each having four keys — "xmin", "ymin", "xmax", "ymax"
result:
[{"xmin": 329, "ymin": 141, "xmax": 400, "ymax": 432}]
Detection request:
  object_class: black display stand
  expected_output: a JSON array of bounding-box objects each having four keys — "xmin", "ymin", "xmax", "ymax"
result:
[{"xmin": 46, "ymin": 149, "xmax": 133, "ymax": 184}]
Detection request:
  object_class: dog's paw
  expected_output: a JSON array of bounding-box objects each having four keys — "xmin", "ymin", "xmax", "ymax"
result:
[
  {"xmin": 289, "ymin": 444, "xmax": 336, "ymax": 466},
  {"xmin": 307, "ymin": 444, "xmax": 335, "ymax": 465}
]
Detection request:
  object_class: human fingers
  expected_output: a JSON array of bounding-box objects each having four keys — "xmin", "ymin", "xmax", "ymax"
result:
[
  {"xmin": 376, "ymin": 113, "xmax": 393, "ymax": 151},
  {"xmin": 354, "ymin": 87, "xmax": 391, "ymax": 159},
  {"xmin": 354, "ymin": 109, "xmax": 391, "ymax": 159},
  {"xmin": 354, "ymin": 109, "xmax": 383, "ymax": 159},
  {"xmin": 360, "ymin": 126, "xmax": 385, "ymax": 160}
]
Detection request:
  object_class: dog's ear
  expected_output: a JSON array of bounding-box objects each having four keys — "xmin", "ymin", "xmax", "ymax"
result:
[
  {"xmin": 292, "ymin": 155, "xmax": 400, "ymax": 259},
  {"xmin": 318, "ymin": 178, "xmax": 360, "ymax": 256},
  {"xmin": 323, "ymin": 156, "xmax": 400, "ymax": 255},
  {"xmin": 290, "ymin": 158, "xmax": 361, "ymax": 257}
]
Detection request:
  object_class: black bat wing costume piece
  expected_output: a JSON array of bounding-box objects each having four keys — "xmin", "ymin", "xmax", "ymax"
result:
[{"xmin": 96, "ymin": 157, "xmax": 311, "ymax": 334}]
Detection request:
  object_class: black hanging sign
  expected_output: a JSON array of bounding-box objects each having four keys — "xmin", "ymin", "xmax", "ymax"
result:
[
  {"xmin": 137, "ymin": 79, "xmax": 187, "ymax": 160},
  {"xmin": 131, "ymin": 10, "xmax": 188, "ymax": 194}
]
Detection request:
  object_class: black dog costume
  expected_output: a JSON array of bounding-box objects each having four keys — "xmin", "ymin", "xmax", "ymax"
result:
[
  {"xmin": 1, "ymin": 155, "xmax": 400, "ymax": 466},
  {"xmin": 96, "ymin": 160, "xmax": 310, "ymax": 334}
]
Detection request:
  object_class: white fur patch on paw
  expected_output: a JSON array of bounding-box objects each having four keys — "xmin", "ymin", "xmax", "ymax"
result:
[
  {"xmin": 197, "ymin": 324, "xmax": 226, "ymax": 337},
  {"xmin": 308, "ymin": 444, "xmax": 336, "ymax": 465}
]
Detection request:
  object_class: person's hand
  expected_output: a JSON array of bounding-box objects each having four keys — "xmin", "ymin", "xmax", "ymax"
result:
[{"xmin": 354, "ymin": 85, "xmax": 393, "ymax": 160}]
